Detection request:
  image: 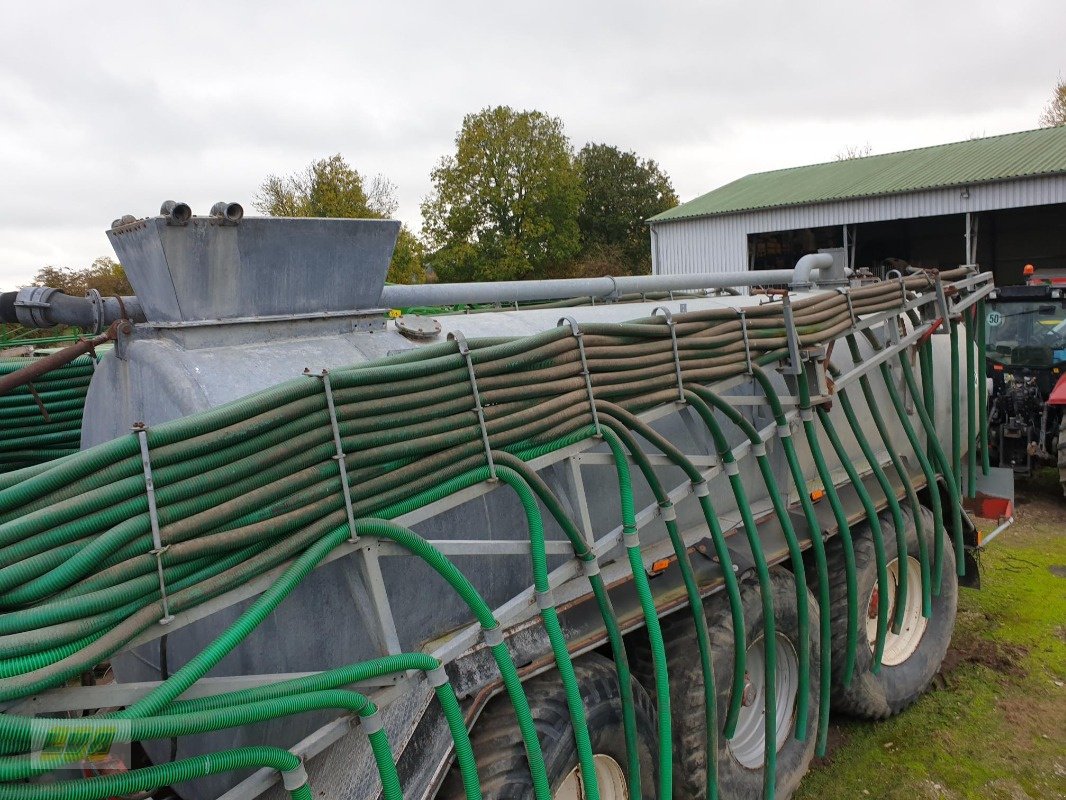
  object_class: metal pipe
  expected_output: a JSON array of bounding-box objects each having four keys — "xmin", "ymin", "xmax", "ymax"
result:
[
  {"xmin": 160, "ymin": 200, "xmax": 192, "ymax": 225},
  {"xmin": 3, "ymin": 287, "xmax": 145, "ymax": 331},
  {"xmin": 792, "ymin": 252, "xmax": 836, "ymax": 286},
  {"xmin": 0, "ymin": 322, "xmax": 122, "ymax": 396},
  {"xmin": 210, "ymin": 202, "xmax": 244, "ymax": 224},
  {"xmin": 380, "ymin": 264, "xmax": 843, "ymax": 308}
]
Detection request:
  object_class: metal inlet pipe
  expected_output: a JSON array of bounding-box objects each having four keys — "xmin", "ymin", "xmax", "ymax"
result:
[{"xmin": 379, "ymin": 264, "xmax": 844, "ymax": 308}]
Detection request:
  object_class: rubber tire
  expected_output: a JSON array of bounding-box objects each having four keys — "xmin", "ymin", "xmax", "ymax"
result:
[
  {"xmin": 438, "ymin": 652, "xmax": 659, "ymax": 799},
  {"xmin": 823, "ymin": 505, "xmax": 958, "ymax": 719},
  {"xmin": 1057, "ymin": 411, "xmax": 1066, "ymax": 497},
  {"xmin": 629, "ymin": 568, "xmax": 820, "ymax": 800}
]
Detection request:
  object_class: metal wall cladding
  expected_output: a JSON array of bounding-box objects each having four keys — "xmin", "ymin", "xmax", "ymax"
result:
[{"xmin": 651, "ymin": 174, "xmax": 1066, "ymax": 274}]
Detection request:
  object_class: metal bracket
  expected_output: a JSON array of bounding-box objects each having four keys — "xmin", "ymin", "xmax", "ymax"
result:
[
  {"xmin": 933, "ymin": 273, "xmax": 953, "ymax": 323},
  {"xmin": 730, "ymin": 307, "xmax": 753, "ymax": 374},
  {"xmin": 558, "ymin": 317, "xmax": 601, "ymax": 435},
  {"xmin": 652, "ymin": 306, "xmax": 685, "ymax": 402},
  {"xmin": 780, "ymin": 292, "xmax": 803, "ymax": 375},
  {"xmin": 448, "ymin": 331, "xmax": 496, "ymax": 479},
  {"xmin": 835, "ymin": 287, "xmax": 856, "ymax": 328},
  {"xmin": 133, "ymin": 424, "xmax": 174, "ymax": 625},
  {"xmin": 305, "ymin": 368, "xmax": 359, "ymax": 543}
]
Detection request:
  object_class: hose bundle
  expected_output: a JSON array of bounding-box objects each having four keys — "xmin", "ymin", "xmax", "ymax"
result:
[
  {"xmin": 0, "ymin": 270, "xmax": 975, "ymax": 799},
  {"xmin": 0, "ymin": 352, "xmax": 95, "ymax": 473}
]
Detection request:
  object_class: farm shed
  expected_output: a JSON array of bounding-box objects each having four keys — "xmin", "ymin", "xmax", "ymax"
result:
[{"xmin": 648, "ymin": 126, "xmax": 1066, "ymax": 285}]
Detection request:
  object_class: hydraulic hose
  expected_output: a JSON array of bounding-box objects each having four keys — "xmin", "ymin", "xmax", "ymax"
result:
[{"xmin": 977, "ymin": 297, "xmax": 989, "ymax": 475}]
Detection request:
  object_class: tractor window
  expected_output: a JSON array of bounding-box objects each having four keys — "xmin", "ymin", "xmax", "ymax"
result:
[{"xmin": 985, "ymin": 301, "xmax": 1066, "ymax": 367}]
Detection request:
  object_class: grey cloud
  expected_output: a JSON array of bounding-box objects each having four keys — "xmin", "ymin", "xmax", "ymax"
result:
[{"xmin": 2, "ymin": 0, "xmax": 1064, "ymax": 288}]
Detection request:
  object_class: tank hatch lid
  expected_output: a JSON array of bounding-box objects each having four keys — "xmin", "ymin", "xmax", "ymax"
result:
[{"xmin": 106, "ymin": 215, "xmax": 399, "ymax": 324}]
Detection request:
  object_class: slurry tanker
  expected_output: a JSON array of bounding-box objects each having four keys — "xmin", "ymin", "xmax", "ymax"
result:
[{"xmin": 0, "ymin": 204, "xmax": 1012, "ymax": 800}]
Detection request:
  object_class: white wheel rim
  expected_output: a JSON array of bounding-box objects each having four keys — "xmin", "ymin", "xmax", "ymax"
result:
[
  {"xmin": 728, "ymin": 632, "xmax": 800, "ymax": 769},
  {"xmin": 866, "ymin": 555, "xmax": 928, "ymax": 666},
  {"xmin": 555, "ymin": 754, "xmax": 628, "ymax": 799}
]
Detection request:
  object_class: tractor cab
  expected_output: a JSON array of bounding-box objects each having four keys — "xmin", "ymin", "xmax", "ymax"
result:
[{"xmin": 985, "ymin": 271, "xmax": 1066, "ymax": 482}]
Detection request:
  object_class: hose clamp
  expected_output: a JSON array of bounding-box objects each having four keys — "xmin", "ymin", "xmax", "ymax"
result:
[
  {"xmin": 481, "ymin": 625, "xmax": 504, "ymax": 647},
  {"xmin": 359, "ymin": 710, "xmax": 384, "ymax": 735},
  {"xmin": 305, "ymin": 369, "xmax": 359, "ymax": 543},
  {"xmin": 776, "ymin": 423, "xmax": 791, "ymax": 439},
  {"xmin": 534, "ymin": 588, "xmax": 555, "ymax": 611},
  {"xmin": 751, "ymin": 441, "xmax": 766, "ymax": 457},
  {"xmin": 448, "ymin": 331, "xmax": 496, "ymax": 480},
  {"xmin": 622, "ymin": 526, "xmax": 640, "ymax": 547},
  {"xmin": 692, "ymin": 479, "xmax": 710, "ymax": 498},
  {"xmin": 132, "ymin": 424, "xmax": 174, "ymax": 625},
  {"xmin": 580, "ymin": 558, "xmax": 601, "ymax": 578},
  {"xmin": 799, "ymin": 408, "xmax": 815, "ymax": 422},
  {"xmin": 652, "ymin": 307, "xmax": 686, "ymax": 403},
  {"xmin": 281, "ymin": 763, "xmax": 309, "ymax": 791},
  {"xmin": 724, "ymin": 460, "xmax": 741, "ymax": 476},
  {"xmin": 558, "ymin": 317, "xmax": 601, "ymax": 435},
  {"xmin": 660, "ymin": 502, "xmax": 677, "ymax": 522},
  {"xmin": 426, "ymin": 665, "xmax": 449, "ymax": 688}
]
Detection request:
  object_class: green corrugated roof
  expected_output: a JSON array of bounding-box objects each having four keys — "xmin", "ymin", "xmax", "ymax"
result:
[{"xmin": 649, "ymin": 126, "xmax": 1066, "ymax": 223}]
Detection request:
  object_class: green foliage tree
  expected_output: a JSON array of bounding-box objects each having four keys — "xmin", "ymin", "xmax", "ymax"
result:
[
  {"xmin": 421, "ymin": 106, "xmax": 583, "ymax": 282},
  {"xmin": 1039, "ymin": 79, "xmax": 1066, "ymax": 127},
  {"xmin": 254, "ymin": 154, "xmax": 424, "ymax": 284},
  {"xmin": 30, "ymin": 257, "xmax": 132, "ymax": 295},
  {"xmin": 573, "ymin": 143, "xmax": 678, "ymax": 276}
]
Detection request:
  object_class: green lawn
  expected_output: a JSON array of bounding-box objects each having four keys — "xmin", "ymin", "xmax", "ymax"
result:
[{"xmin": 795, "ymin": 471, "xmax": 1066, "ymax": 800}]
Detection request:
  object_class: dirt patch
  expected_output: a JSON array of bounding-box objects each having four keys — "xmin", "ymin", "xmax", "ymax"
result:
[
  {"xmin": 1049, "ymin": 564, "xmax": 1066, "ymax": 578},
  {"xmin": 940, "ymin": 637, "xmax": 1029, "ymax": 678},
  {"xmin": 809, "ymin": 723, "xmax": 848, "ymax": 767}
]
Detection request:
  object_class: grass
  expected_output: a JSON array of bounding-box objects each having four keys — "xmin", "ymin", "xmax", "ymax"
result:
[{"xmin": 795, "ymin": 469, "xmax": 1066, "ymax": 800}]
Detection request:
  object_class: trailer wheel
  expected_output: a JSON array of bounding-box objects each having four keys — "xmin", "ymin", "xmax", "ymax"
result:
[
  {"xmin": 628, "ymin": 568, "xmax": 819, "ymax": 800},
  {"xmin": 438, "ymin": 652, "xmax": 658, "ymax": 800},
  {"xmin": 824, "ymin": 506, "xmax": 958, "ymax": 719}
]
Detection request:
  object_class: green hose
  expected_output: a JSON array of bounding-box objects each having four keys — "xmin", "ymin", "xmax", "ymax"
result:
[
  {"xmin": 0, "ymin": 747, "xmax": 311, "ymax": 800},
  {"xmin": 687, "ymin": 384, "xmax": 812, "ymax": 737},
  {"xmin": 677, "ymin": 391, "xmax": 780, "ymax": 799},
  {"xmin": 950, "ymin": 318, "xmax": 962, "ymax": 494},
  {"xmin": 810, "ymin": 373, "xmax": 890, "ymax": 671},
  {"xmin": 841, "ymin": 338, "xmax": 930, "ymax": 618},
  {"xmin": 749, "ymin": 365, "xmax": 832, "ymax": 755},
  {"xmin": 977, "ymin": 297, "xmax": 989, "ymax": 475},
  {"xmin": 964, "ymin": 308, "xmax": 977, "ymax": 498},
  {"xmin": 795, "ymin": 370, "xmax": 859, "ymax": 687},
  {"xmin": 829, "ymin": 369, "xmax": 911, "ymax": 633}
]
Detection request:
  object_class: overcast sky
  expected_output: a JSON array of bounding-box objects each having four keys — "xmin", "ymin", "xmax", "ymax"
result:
[{"xmin": 1, "ymin": 1, "xmax": 1063, "ymax": 289}]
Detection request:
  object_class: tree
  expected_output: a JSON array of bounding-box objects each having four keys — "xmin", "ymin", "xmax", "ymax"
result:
[
  {"xmin": 1039, "ymin": 79, "xmax": 1066, "ymax": 127},
  {"xmin": 30, "ymin": 257, "xmax": 132, "ymax": 295},
  {"xmin": 254, "ymin": 154, "xmax": 424, "ymax": 284},
  {"xmin": 835, "ymin": 143, "xmax": 873, "ymax": 160},
  {"xmin": 574, "ymin": 143, "xmax": 678, "ymax": 275},
  {"xmin": 421, "ymin": 106, "xmax": 583, "ymax": 282}
]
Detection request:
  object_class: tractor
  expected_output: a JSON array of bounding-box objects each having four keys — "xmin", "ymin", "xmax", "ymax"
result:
[{"xmin": 984, "ymin": 265, "xmax": 1066, "ymax": 494}]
